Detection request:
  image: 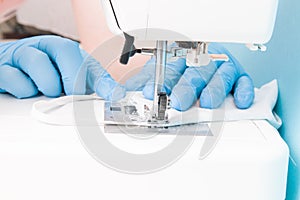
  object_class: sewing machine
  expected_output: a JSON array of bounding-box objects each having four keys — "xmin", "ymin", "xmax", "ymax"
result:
[
  {"xmin": 0, "ymin": 1, "xmax": 290, "ymax": 199},
  {"xmin": 0, "ymin": 94, "xmax": 290, "ymax": 199},
  {"xmin": 101, "ymin": 0, "xmax": 279, "ymax": 122},
  {"xmin": 94, "ymin": 1, "xmax": 289, "ymax": 200}
]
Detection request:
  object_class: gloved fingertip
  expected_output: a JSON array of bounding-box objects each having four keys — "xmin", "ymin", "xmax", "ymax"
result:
[
  {"xmin": 200, "ymin": 88, "xmax": 224, "ymax": 109},
  {"xmin": 65, "ymin": 61, "xmax": 88, "ymax": 96},
  {"xmin": 142, "ymin": 82, "xmax": 155, "ymax": 100},
  {"xmin": 95, "ymin": 81, "xmax": 126, "ymax": 101},
  {"xmin": 142, "ymin": 81, "xmax": 168, "ymax": 101},
  {"xmin": 0, "ymin": 66, "xmax": 39, "ymax": 99},
  {"xmin": 16, "ymin": 91, "xmax": 39, "ymax": 99},
  {"xmin": 13, "ymin": 86, "xmax": 39, "ymax": 99},
  {"xmin": 42, "ymin": 84, "xmax": 62, "ymax": 98},
  {"xmin": 170, "ymin": 88, "xmax": 195, "ymax": 111},
  {"xmin": 199, "ymin": 90, "xmax": 213, "ymax": 109},
  {"xmin": 234, "ymin": 90, "xmax": 254, "ymax": 109},
  {"xmin": 65, "ymin": 81, "xmax": 86, "ymax": 96},
  {"xmin": 169, "ymin": 94, "xmax": 185, "ymax": 111},
  {"xmin": 110, "ymin": 85, "xmax": 127, "ymax": 102},
  {"xmin": 233, "ymin": 75, "xmax": 255, "ymax": 109}
]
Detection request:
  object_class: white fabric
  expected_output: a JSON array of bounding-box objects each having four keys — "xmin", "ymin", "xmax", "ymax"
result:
[
  {"xmin": 31, "ymin": 80, "xmax": 281, "ymax": 128},
  {"xmin": 167, "ymin": 79, "xmax": 281, "ymax": 128}
]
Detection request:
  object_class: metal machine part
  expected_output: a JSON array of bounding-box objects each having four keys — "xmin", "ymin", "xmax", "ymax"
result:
[
  {"xmin": 119, "ymin": 33, "xmax": 136, "ymax": 65},
  {"xmin": 104, "ymin": 101, "xmax": 211, "ymax": 135},
  {"xmin": 177, "ymin": 42, "xmax": 210, "ymax": 66},
  {"xmin": 104, "ymin": 123, "xmax": 212, "ymax": 136},
  {"xmin": 103, "ymin": 0, "xmax": 279, "ymax": 108},
  {"xmin": 156, "ymin": 92, "xmax": 168, "ymax": 121},
  {"xmin": 119, "ymin": 39, "xmax": 230, "ymax": 123},
  {"xmin": 152, "ymin": 41, "xmax": 168, "ymax": 122},
  {"xmin": 246, "ymin": 43, "xmax": 267, "ymax": 51},
  {"xmin": 118, "ymin": 39, "xmax": 170, "ymax": 122}
]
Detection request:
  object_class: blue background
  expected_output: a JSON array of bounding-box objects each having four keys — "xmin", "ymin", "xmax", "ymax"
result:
[{"xmin": 224, "ymin": 0, "xmax": 300, "ymax": 199}]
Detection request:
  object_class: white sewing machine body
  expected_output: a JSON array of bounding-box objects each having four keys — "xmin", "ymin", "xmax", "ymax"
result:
[
  {"xmin": 101, "ymin": 0, "xmax": 279, "ymax": 120},
  {"xmin": 0, "ymin": 119, "xmax": 289, "ymax": 200},
  {"xmin": 96, "ymin": 121, "xmax": 289, "ymax": 200},
  {"xmin": 0, "ymin": 94, "xmax": 289, "ymax": 200},
  {"xmin": 89, "ymin": 3, "xmax": 289, "ymax": 199},
  {"xmin": 102, "ymin": 0, "xmax": 278, "ymax": 44}
]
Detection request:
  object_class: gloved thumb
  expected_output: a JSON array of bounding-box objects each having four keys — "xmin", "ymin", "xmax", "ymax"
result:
[{"xmin": 81, "ymin": 50, "xmax": 126, "ymax": 101}]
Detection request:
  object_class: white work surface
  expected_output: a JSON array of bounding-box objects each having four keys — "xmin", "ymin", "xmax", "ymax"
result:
[{"xmin": 0, "ymin": 94, "xmax": 289, "ymax": 200}]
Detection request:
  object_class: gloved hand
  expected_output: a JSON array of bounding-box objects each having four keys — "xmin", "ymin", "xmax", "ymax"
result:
[
  {"xmin": 125, "ymin": 43, "xmax": 254, "ymax": 111},
  {"xmin": 0, "ymin": 35, "xmax": 125, "ymax": 101}
]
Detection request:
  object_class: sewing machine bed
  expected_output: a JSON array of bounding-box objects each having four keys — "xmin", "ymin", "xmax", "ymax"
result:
[{"xmin": 0, "ymin": 94, "xmax": 289, "ymax": 200}]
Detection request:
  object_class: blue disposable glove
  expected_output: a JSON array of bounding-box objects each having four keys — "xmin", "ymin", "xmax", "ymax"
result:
[
  {"xmin": 125, "ymin": 43, "xmax": 254, "ymax": 111},
  {"xmin": 0, "ymin": 35, "xmax": 125, "ymax": 101}
]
